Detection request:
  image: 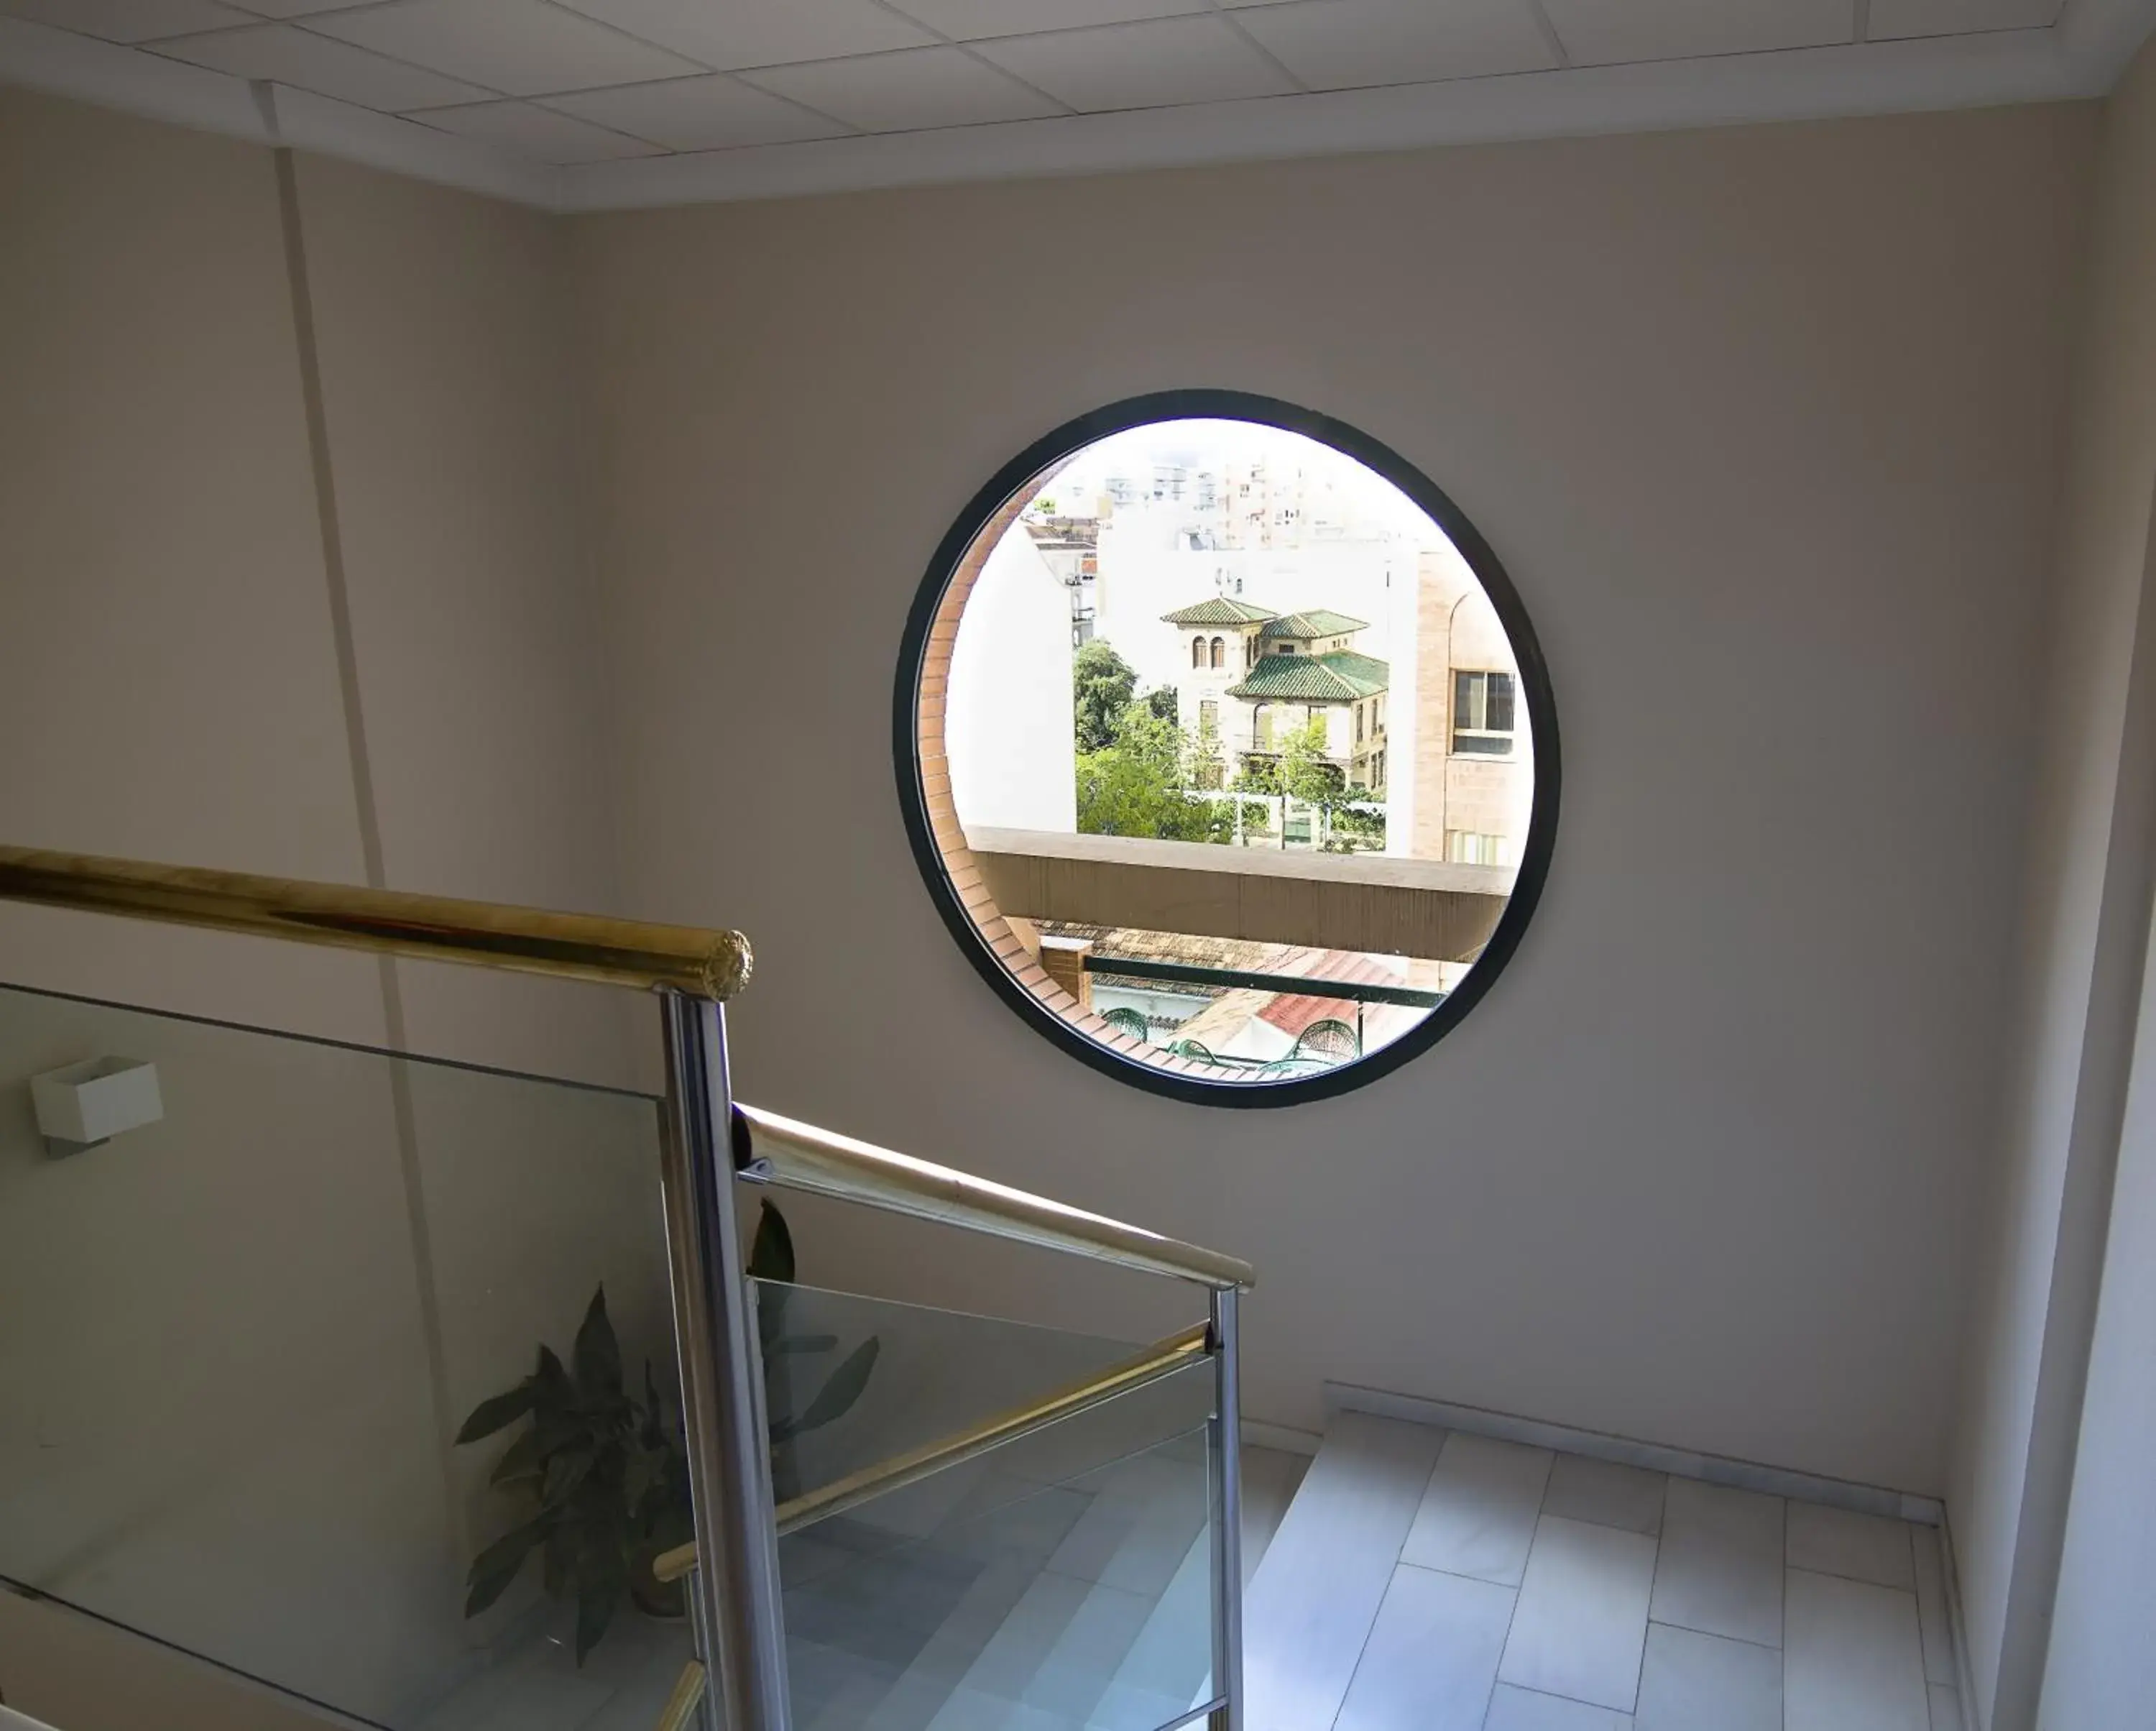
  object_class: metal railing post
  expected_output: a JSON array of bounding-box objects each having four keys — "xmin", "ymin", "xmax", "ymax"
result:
[
  {"xmin": 1209, "ymin": 1285, "xmax": 1245, "ymax": 1731},
  {"xmin": 658, "ymin": 993, "xmax": 791, "ymax": 1731}
]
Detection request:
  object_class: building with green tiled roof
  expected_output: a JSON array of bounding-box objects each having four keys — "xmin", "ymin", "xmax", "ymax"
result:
[
  {"xmin": 1257, "ymin": 610, "xmax": 1368, "ymax": 641},
  {"xmin": 1158, "ymin": 597, "xmax": 1279, "ymax": 627},
  {"xmin": 1226, "ymin": 650, "xmax": 1389, "ymax": 705},
  {"xmin": 1162, "ymin": 592, "xmax": 1392, "ymax": 794}
]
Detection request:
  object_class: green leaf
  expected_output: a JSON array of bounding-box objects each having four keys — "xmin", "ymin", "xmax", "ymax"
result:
[
  {"xmin": 771, "ymin": 1334, "xmax": 839, "ymax": 1355},
  {"xmin": 464, "ymin": 1518, "xmax": 543, "ymax": 1617},
  {"xmin": 791, "ymin": 1336, "xmax": 880, "ymax": 1436},
  {"xmin": 748, "ymin": 1200, "xmax": 795, "ymax": 1285},
  {"xmin": 455, "ymin": 1382, "xmax": 533, "ymax": 1445},
  {"xmin": 532, "ymin": 1346, "xmax": 575, "ymax": 1414},
  {"xmin": 573, "ymin": 1576, "xmax": 618, "ymax": 1665},
  {"xmin": 542, "ymin": 1446, "xmax": 598, "ymax": 1507},
  {"xmin": 489, "ymin": 1428, "xmax": 545, "ymax": 1487},
  {"xmin": 573, "ymin": 1287, "xmax": 622, "ymax": 1402},
  {"xmin": 570, "ymin": 1516, "xmax": 627, "ymax": 1664}
]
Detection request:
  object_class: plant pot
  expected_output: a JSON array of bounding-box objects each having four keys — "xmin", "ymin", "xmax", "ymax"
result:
[{"xmin": 629, "ymin": 1543, "xmax": 687, "ymax": 1622}]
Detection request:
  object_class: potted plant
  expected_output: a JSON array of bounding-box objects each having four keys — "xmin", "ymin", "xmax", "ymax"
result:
[{"xmin": 456, "ymin": 1202, "xmax": 878, "ymax": 1663}]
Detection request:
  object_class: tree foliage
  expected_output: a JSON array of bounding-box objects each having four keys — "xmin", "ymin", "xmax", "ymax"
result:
[
  {"xmin": 1078, "ymin": 702, "xmax": 1236, "ymax": 842},
  {"xmin": 1073, "ymin": 640, "xmax": 1138, "ymax": 751}
]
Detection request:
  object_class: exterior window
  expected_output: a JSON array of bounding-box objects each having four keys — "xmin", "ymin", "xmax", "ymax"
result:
[
  {"xmin": 902, "ymin": 392, "xmax": 1555, "ymax": 1105},
  {"xmin": 1447, "ymin": 831, "xmax": 1514, "ymax": 867},
  {"xmin": 1452, "ymin": 670, "xmax": 1516, "ymax": 756}
]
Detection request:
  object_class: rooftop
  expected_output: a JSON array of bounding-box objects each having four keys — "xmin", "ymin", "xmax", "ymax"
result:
[
  {"xmin": 1258, "ymin": 610, "xmax": 1368, "ymax": 640},
  {"xmin": 1161, "ymin": 597, "xmax": 1278, "ymax": 628},
  {"xmin": 1227, "ymin": 651, "xmax": 1390, "ymax": 704}
]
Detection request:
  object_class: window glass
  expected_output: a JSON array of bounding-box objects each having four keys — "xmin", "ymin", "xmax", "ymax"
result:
[{"xmin": 904, "ymin": 402, "xmax": 1554, "ymax": 1100}]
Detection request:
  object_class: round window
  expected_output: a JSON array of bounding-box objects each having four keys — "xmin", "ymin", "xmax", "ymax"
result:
[{"xmin": 895, "ymin": 392, "xmax": 1557, "ymax": 1105}]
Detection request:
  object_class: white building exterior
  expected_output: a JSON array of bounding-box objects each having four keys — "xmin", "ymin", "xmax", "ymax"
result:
[{"xmin": 945, "ymin": 525, "xmax": 1076, "ymax": 835}]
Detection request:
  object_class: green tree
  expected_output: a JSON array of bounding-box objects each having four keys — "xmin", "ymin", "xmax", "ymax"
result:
[
  {"xmin": 1077, "ymin": 702, "xmax": 1233, "ymax": 842},
  {"xmin": 1185, "ymin": 710, "xmax": 1225, "ymax": 791},
  {"xmin": 1073, "ymin": 640, "xmax": 1138, "ymax": 751},
  {"xmin": 1146, "ymin": 687, "xmax": 1179, "ymax": 727},
  {"xmin": 1235, "ymin": 718, "xmax": 1341, "ymax": 848}
]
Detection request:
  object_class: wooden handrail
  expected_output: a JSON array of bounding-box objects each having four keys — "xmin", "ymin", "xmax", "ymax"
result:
[
  {"xmin": 735, "ymin": 1103, "xmax": 1253, "ymax": 1290},
  {"xmin": 0, "ymin": 845, "xmax": 750, "ymax": 999}
]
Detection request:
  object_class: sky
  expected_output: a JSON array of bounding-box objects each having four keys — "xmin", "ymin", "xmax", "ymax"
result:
[{"xmin": 1035, "ymin": 418, "xmax": 1450, "ymax": 548}]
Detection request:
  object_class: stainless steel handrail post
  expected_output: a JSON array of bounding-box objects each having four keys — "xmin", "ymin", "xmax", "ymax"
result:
[
  {"xmin": 1209, "ymin": 1286, "xmax": 1245, "ymax": 1731},
  {"xmin": 659, "ymin": 993, "xmax": 791, "ymax": 1731}
]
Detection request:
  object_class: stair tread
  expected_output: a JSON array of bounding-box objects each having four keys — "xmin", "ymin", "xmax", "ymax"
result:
[{"xmin": 1244, "ymin": 1412, "xmax": 1445, "ymax": 1731}]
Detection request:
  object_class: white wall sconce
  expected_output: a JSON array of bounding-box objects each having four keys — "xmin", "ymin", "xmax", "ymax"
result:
[{"xmin": 31, "ymin": 1057, "xmax": 162, "ymax": 1154}]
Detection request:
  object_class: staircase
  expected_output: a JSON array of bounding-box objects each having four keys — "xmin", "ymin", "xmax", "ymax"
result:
[{"xmin": 1241, "ymin": 1410, "xmax": 1963, "ymax": 1731}]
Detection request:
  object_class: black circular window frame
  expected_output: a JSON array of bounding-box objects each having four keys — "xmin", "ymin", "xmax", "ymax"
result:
[{"xmin": 893, "ymin": 390, "xmax": 1560, "ymax": 1108}]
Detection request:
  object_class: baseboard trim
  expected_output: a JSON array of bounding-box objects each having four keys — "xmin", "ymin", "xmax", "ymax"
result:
[
  {"xmin": 1940, "ymin": 1518, "xmax": 1981, "ymax": 1730},
  {"xmin": 1240, "ymin": 1418, "xmax": 1323, "ymax": 1456},
  {"xmin": 1324, "ymin": 1381, "xmax": 1947, "ymax": 1526}
]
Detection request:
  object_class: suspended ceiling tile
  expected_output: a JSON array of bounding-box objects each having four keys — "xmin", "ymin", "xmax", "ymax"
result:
[
  {"xmin": 309, "ymin": 0, "xmax": 701, "ymax": 96},
  {"xmin": 148, "ymin": 20, "xmax": 495, "ymax": 109},
  {"xmin": 233, "ymin": 0, "xmax": 373, "ymax": 14},
  {"xmin": 742, "ymin": 45, "xmax": 1066, "ymax": 130},
  {"xmin": 1867, "ymin": 0, "xmax": 2063, "ymax": 38},
  {"xmin": 974, "ymin": 14, "xmax": 1298, "ymax": 111},
  {"xmin": 1539, "ymin": 0, "xmax": 1854, "ymax": 65},
  {"xmin": 0, "ymin": 0, "xmax": 251, "ymax": 42},
  {"xmin": 548, "ymin": 73, "xmax": 852, "ymax": 150},
  {"xmin": 549, "ymin": 0, "xmax": 935, "ymax": 70},
  {"xmin": 418, "ymin": 96, "xmax": 663, "ymax": 160},
  {"xmin": 1231, "ymin": 0, "xmax": 1557, "ymax": 91},
  {"xmin": 888, "ymin": 0, "xmax": 1210, "ymax": 41}
]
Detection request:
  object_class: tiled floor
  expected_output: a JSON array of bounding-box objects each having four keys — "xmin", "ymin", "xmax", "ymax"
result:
[{"xmin": 1273, "ymin": 1419, "xmax": 1961, "ymax": 1731}]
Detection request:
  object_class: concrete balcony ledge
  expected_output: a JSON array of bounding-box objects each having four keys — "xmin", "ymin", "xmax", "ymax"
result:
[{"xmin": 964, "ymin": 827, "xmax": 1515, "ymax": 963}]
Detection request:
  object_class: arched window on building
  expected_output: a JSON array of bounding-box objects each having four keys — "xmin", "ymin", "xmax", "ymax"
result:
[
  {"xmin": 1210, "ymin": 636, "xmax": 1225, "ymax": 669},
  {"xmin": 1192, "ymin": 636, "xmax": 1207, "ymax": 669}
]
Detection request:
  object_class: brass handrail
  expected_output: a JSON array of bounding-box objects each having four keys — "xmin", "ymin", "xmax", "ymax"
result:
[
  {"xmin": 654, "ymin": 1318, "xmax": 1212, "ymax": 1584},
  {"xmin": 0, "ymin": 845, "xmax": 750, "ymax": 999},
  {"xmin": 734, "ymin": 1104, "xmax": 1255, "ymax": 1291},
  {"xmin": 652, "ymin": 1661, "xmax": 706, "ymax": 1731}
]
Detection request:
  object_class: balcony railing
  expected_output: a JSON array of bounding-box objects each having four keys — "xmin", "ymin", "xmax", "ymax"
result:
[{"xmin": 0, "ymin": 842, "xmax": 1253, "ymax": 1731}]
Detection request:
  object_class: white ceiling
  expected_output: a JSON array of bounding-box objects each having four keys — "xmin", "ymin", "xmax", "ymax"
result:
[{"xmin": 0, "ymin": 0, "xmax": 2148, "ymax": 208}]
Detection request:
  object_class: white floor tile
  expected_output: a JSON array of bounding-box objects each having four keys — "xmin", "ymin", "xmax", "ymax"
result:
[
  {"xmin": 1498, "ymin": 1515, "xmax": 1657, "ymax": 1712},
  {"xmin": 1927, "ymin": 1682, "xmax": 1963, "ymax": 1730},
  {"xmin": 1095, "ymin": 1529, "xmax": 1212, "ymax": 1729},
  {"xmin": 1399, "ymin": 1432, "xmax": 1554, "ymax": 1587},
  {"xmin": 1787, "ymin": 1503, "xmax": 1915, "ymax": 1590},
  {"xmin": 1649, "ymin": 1479, "xmax": 1784, "ymax": 1648},
  {"xmin": 1239, "ymin": 1445, "xmax": 1310, "ymax": 1587},
  {"xmin": 1542, "ymin": 1454, "xmax": 1668, "ymax": 1538},
  {"xmin": 1633, "ymin": 1622, "xmax": 1779, "ymax": 1731},
  {"xmin": 1483, "ymin": 1682, "xmax": 1634, "ymax": 1730},
  {"xmin": 1784, "ymin": 1568, "xmax": 1928, "ymax": 1731},
  {"xmin": 1909, "ymin": 1525, "xmax": 1954, "ymax": 1685},
  {"xmin": 1021, "ymin": 1579, "xmax": 1153, "ymax": 1721},
  {"xmin": 1332, "ymin": 1563, "xmax": 1514, "ymax": 1731},
  {"xmin": 1046, "ymin": 1451, "xmax": 1206, "ymax": 1597},
  {"xmin": 932, "ymin": 1570, "xmax": 1089, "ymax": 1714},
  {"xmin": 1245, "ymin": 1413, "xmax": 1445, "ymax": 1731}
]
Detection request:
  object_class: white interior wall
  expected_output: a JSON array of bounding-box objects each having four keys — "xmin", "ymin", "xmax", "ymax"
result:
[
  {"xmin": 1947, "ymin": 32, "xmax": 2156, "ymax": 1731},
  {"xmin": 571, "ymin": 104, "xmax": 2092, "ymax": 1500},
  {"xmin": 0, "ymin": 88, "xmax": 651, "ymax": 1731}
]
